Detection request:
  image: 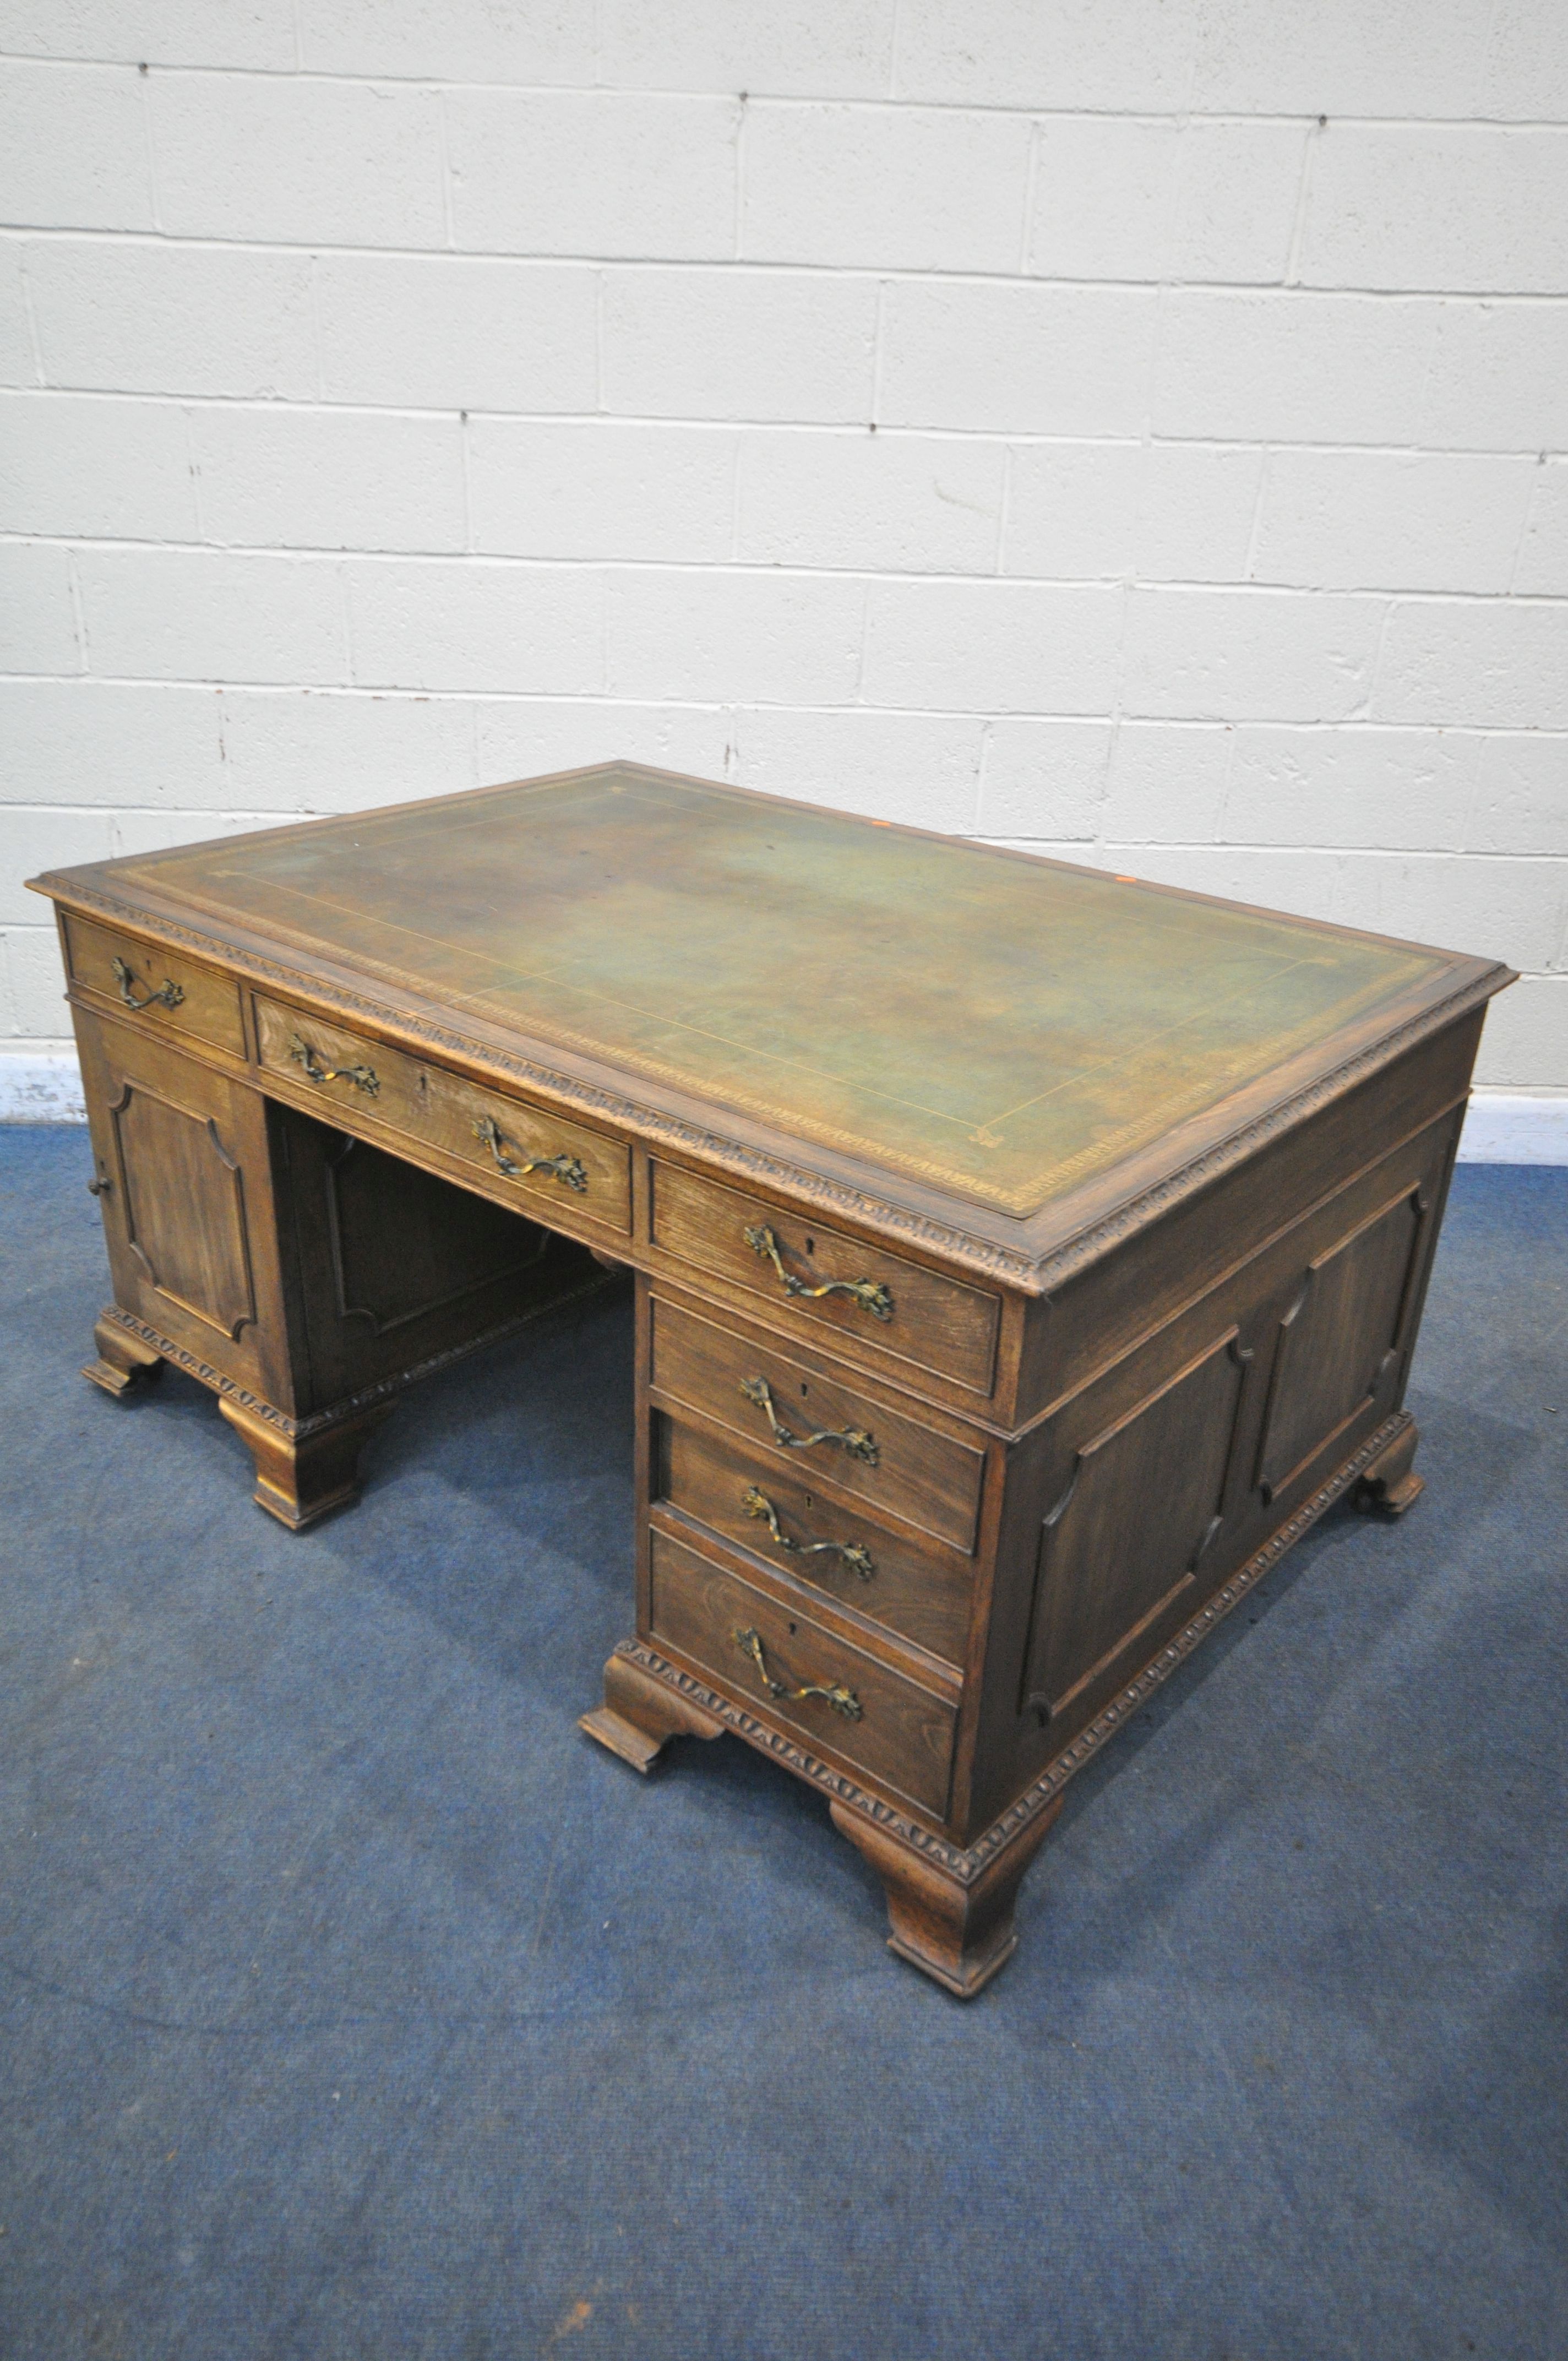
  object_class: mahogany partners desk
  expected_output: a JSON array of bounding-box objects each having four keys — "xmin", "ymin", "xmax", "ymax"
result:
[{"xmin": 30, "ymin": 764, "xmax": 1513, "ymax": 1997}]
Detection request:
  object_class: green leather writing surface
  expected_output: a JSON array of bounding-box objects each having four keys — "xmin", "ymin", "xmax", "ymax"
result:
[{"xmin": 116, "ymin": 768, "xmax": 1450, "ymax": 1218}]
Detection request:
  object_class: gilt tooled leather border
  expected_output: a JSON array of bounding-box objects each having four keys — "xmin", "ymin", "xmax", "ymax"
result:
[
  {"xmin": 50, "ymin": 876, "xmax": 1506, "ymax": 1294},
  {"xmin": 616, "ymin": 1408, "xmax": 1412, "ymax": 1886}
]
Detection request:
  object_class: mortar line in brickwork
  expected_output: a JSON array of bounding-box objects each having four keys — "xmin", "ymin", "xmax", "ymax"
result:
[
  {"xmin": 726, "ymin": 431, "xmax": 741, "ymax": 563},
  {"xmin": 1283, "ymin": 116, "xmax": 1324, "ymax": 287},
  {"xmin": 992, "ymin": 443, "xmax": 1014, "ymax": 574},
  {"xmin": 63, "ymin": 552, "xmax": 87, "ymax": 674},
  {"xmin": 3, "ymin": 57, "xmax": 1565, "ymax": 129},
  {"xmin": 1507, "ymin": 461, "xmax": 1550, "ymax": 599},
  {"xmin": 138, "ymin": 61, "xmax": 162, "ymax": 236},
  {"xmin": 8, "ymin": 226, "xmax": 1568, "ymax": 304},
  {"xmin": 0, "ymin": 391, "xmax": 1551, "ymax": 466},
  {"xmin": 5, "ymin": 677, "xmax": 1566, "ymax": 738},
  {"xmin": 1241, "ymin": 448, "xmax": 1272, "ymax": 581},
  {"xmin": 456, "ymin": 406, "xmax": 473, "ymax": 553},
  {"xmin": 435, "ymin": 88, "xmax": 456, "ymax": 252},
  {"xmin": 972, "ymin": 718, "xmax": 991, "ymax": 836},
  {"xmin": 869, "ymin": 279, "xmax": 888, "ymax": 427},
  {"xmin": 14, "ymin": 253, "xmax": 45, "ymax": 387},
  {"xmin": 1016, "ymin": 119, "xmax": 1041, "ymax": 277},
  {"xmin": 334, "ymin": 561, "xmax": 353, "ymax": 684},
  {"xmin": 8, "ymin": 536, "xmax": 1565, "ymax": 605},
  {"xmin": 304, "ymin": 254, "xmax": 325, "ymax": 402},
  {"xmin": 1363, "ymin": 600, "xmax": 1400, "ymax": 725},
  {"xmin": 179, "ymin": 406, "xmax": 205, "ymax": 540}
]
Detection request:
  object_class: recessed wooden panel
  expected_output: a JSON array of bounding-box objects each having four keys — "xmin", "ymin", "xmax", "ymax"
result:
[
  {"xmin": 270, "ymin": 1101, "xmax": 612, "ymax": 1413},
  {"xmin": 325, "ymin": 1135, "xmax": 548, "ymax": 1336},
  {"xmin": 1021, "ymin": 1329, "xmax": 1250, "ymax": 1723},
  {"xmin": 111, "ymin": 1080, "xmax": 257, "ymax": 1341},
  {"xmin": 1254, "ymin": 1184, "xmax": 1428, "ymax": 1503}
]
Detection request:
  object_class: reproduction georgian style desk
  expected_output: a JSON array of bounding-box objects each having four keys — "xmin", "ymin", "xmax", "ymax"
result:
[{"xmin": 30, "ymin": 765, "xmax": 1513, "ymax": 1996}]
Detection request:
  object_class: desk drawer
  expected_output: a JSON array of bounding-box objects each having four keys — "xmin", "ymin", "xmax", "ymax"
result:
[
  {"xmin": 647, "ymin": 1527, "xmax": 957, "ymax": 1819},
  {"xmin": 256, "ymin": 994, "xmax": 425, "ymax": 1130},
  {"xmin": 650, "ymin": 1295, "xmax": 984, "ymax": 1554},
  {"xmin": 661, "ymin": 1419, "xmax": 973, "ymax": 1670},
  {"xmin": 253, "ymin": 995, "xmax": 631, "ymax": 1231},
  {"xmin": 65, "ymin": 915, "xmax": 245, "ymax": 1060},
  {"xmin": 421, "ymin": 1065, "xmax": 630, "ymax": 1233},
  {"xmin": 650, "ymin": 1163, "xmax": 1000, "ymax": 1397}
]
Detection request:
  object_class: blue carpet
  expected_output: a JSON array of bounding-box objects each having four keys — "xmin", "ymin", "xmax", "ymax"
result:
[{"xmin": 1, "ymin": 1126, "xmax": 1564, "ymax": 2360}]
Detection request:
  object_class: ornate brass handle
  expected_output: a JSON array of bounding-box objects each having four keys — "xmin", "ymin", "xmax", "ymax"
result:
[
  {"xmin": 743, "ymin": 1225, "xmax": 893, "ymax": 1322},
  {"xmin": 738, "ymin": 1376, "xmax": 879, "ymax": 1466},
  {"xmin": 111, "ymin": 956, "xmax": 184, "ymax": 1014},
  {"xmin": 288, "ymin": 1033, "xmax": 380, "ymax": 1096},
  {"xmin": 732, "ymin": 1626, "xmax": 862, "ymax": 1720},
  {"xmin": 741, "ymin": 1486, "xmax": 875, "ymax": 1581},
  {"xmin": 472, "ymin": 1114, "xmax": 587, "ymax": 1193}
]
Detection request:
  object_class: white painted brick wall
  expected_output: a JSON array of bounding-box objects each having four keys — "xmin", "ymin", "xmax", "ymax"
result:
[{"xmin": 0, "ymin": 1, "xmax": 1563, "ymax": 1102}]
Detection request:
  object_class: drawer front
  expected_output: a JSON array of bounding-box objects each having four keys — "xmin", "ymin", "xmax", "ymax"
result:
[
  {"xmin": 649, "ymin": 1296, "xmax": 984, "ymax": 1553},
  {"xmin": 66, "ymin": 915, "xmax": 245, "ymax": 1061},
  {"xmin": 662, "ymin": 1420, "xmax": 972, "ymax": 1669},
  {"xmin": 420, "ymin": 1065, "xmax": 631, "ymax": 1233},
  {"xmin": 254, "ymin": 996, "xmax": 631, "ymax": 1232},
  {"xmin": 650, "ymin": 1162, "xmax": 1000, "ymax": 1397},
  {"xmin": 647, "ymin": 1527, "xmax": 957, "ymax": 1819},
  {"xmin": 255, "ymin": 994, "xmax": 426, "ymax": 1133}
]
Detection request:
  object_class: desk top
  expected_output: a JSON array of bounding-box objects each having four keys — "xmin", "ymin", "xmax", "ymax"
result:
[{"xmin": 34, "ymin": 763, "xmax": 1511, "ymax": 1281}]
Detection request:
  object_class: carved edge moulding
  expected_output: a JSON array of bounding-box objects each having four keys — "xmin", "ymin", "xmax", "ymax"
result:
[
  {"xmin": 92, "ymin": 1285, "xmax": 611, "ymax": 1441},
  {"xmin": 609, "ymin": 1406, "xmax": 1413, "ymax": 1889},
  {"xmin": 38, "ymin": 876, "xmax": 1510, "ymax": 1296}
]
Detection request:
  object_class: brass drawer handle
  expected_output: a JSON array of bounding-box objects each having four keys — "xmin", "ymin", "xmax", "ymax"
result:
[
  {"xmin": 111, "ymin": 955, "xmax": 184, "ymax": 1014},
  {"xmin": 472, "ymin": 1114, "xmax": 587, "ymax": 1193},
  {"xmin": 732, "ymin": 1626, "xmax": 862, "ymax": 1721},
  {"xmin": 289, "ymin": 1033, "xmax": 380, "ymax": 1096},
  {"xmin": 739, "ymin": 1375, "xmax": 879, "ymax": 1466},
  {"xmin": 741, "ymin": 1485, "xmax": 875, "ymax": 1581},
  {"xmin": 743, "ymin": 1224, "xmax": 893, "ymax": 1322}
]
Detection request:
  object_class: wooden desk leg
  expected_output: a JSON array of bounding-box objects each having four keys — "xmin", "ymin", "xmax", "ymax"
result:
[
  {"xmin": 218, "ymin": 1394, "xmax": 396, "ymax": 1533},
  {"xmin": 579, "ymin": 1648, "xmax": 725, "ymax": 1774},
  {"xmin": 831, "ymin": 1793, "xmax": 1064, "ymax": 2000},
  {"xmin": 82, "ymin": 1313, "xmax": 165, "ymax": 1399},
  {"xmin": 1356, "ymin": 1416, "xmax": 1424, "ymax": 1517}
]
